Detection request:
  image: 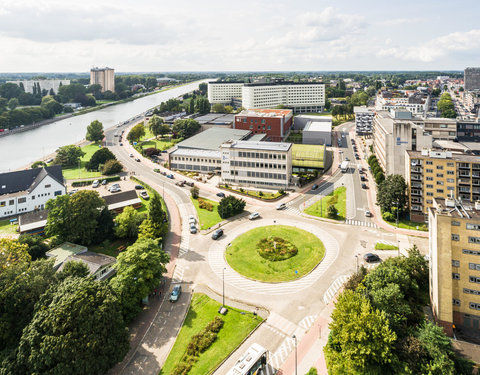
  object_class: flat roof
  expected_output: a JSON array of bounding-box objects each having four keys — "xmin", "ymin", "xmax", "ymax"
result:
[
  {"xmin": 304, "ymin": 120, "xmax": 332, "ymax": 132},
  {"xmin": 236, "ymin": 108, "xmax": 292, "ymax": 118},
  {"xmin": 195, "ymin": 113, "xmax": 234, "ymax": 124},
  {"xmin": 46, "ymin": 242, "xmax": 87, "ymax": 268},
  {"xmin": 222, "ymin": 140, "xmax": 292, "ymax": 152},
  {"xmin": 431, "ymin": 198, "xmax": 480, "ymax": 219},
  {"xmin": 407, "ymin": 149, "xmax": 480, "ymax": 163},
  {"xmin": 170, "ymin": 148, "xmax": 221, "ymax": 158},
  {"xmin": 244, "ymin": 81, "xmax": 324, "ymax": 87},
  {"xmin": 248, "ymin": 134, "xmax": 267, "ymax": 142},
  {"xmin": 176, "ymin": 128, "xmax": 251, "ymax": 151},
  {"xmin": 292, "ymin": 144, "xmax": 325, "ymax": 168}
]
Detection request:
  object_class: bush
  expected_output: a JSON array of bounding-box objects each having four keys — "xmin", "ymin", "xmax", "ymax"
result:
[
  {"xmin": 102, "ymin": 159, "xmax": 123, "ymax": 175},
  {"xmin": 31, "ymin": 161, "xmax": 47, "ymax": 169},
  {"xmin": 327, "ymin": 204, "xmax": 338, "ymax": 219},
  {"xmin": 217, "ymin": 195, "xmax": 246, "ymax": 219},
  {"xmin": 382, "ymin": 211, "xmax": 395, "ymax": 222},
  {"xmin": 198, "ymin": 198, "xmax": 213, "ymax": 211},
  {"xmin": 144, "ymin": 147, "xmax": 160, "ymax": 158},
  {"xmin": 257, "ymin": 236, "xmax": 298, "ymax": 261},
  {"xmin": 191, "ymin": 186, "xmax": 199, "ymax": 199},
  {"xmin": 375, "ymin": 170, "xmax": 385, "ymax": 184},
  {"xmin": 86, "ymin": 147, "xmax": 116, "ymax": 171}
]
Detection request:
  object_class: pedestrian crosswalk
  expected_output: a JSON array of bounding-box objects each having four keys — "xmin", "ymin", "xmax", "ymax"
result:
[
  {"xmin": 298, "ymin": 315, "xmax": 318, "ymax": 332},
  {"xmin": 269, "ymin": 336, "xmax": 297, "ymax": 371},
  {"xmin": 344, "ymin": 219, "xmax": 377, "ymax": 228},
  {"xmin": 323, "ymin": 275, "xmax": 350, "ymax": 304},
  {"xmin": 179, "ymin": 232, "xmax": 190, "ymax": 257},
  {"xmin": 172, "ymin": 264, "xmax": 185, "ymax": 284},
  {"xmin": 377, "ymin": 240, "xmax": 397, "ymax": 247},
  {"xmin": 285, "ymin": 205, "xmax": 301, "ymax": 215}
]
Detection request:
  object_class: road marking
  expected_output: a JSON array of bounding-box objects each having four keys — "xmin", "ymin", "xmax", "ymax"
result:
[
  {"xmin": 344, "ymin": 219, "xmax": 377, "ymax": 228},
  {"xmin": 323, "ymin": 274, "xmax": 350, "ymax": 304}
]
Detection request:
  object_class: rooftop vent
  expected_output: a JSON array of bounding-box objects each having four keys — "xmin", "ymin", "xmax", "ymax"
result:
[{"xmin": 445, "ymin": 198, "xmax": 455, "ymax": 208}]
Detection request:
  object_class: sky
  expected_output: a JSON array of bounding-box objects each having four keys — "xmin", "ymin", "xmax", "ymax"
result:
[{"xmin": 0, "ymin": 0, "xmax": 479, "ymax": 72}]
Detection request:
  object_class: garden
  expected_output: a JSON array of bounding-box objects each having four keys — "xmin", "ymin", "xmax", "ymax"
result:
[
  {"xmin": 304, "ymin": 186, "xmax": 346, "ymax": 220},
  {"xmin": 226, "ymin": 225, "xmax": 325, "ymax": 282}
]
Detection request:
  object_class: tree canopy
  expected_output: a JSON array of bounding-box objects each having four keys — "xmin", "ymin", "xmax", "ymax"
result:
[
  {"xmin": 85, "ymin": 147, "xmax": 116, "ymax": 170},
  {"xmin": 0, "ymin": 238, "xmax": 31, "ymax": 270},
  {"xmin": 115, "ymin": 206, "xmax": 145, "ymax": 239},
  {"xmin": 172, "ymin": 118, "xmax": 201, "ymax": 139},
  {"xmin": 53, "ymin": 144, "xmax": 85, "ymax": 167},
  {"xmin": 148, "ymin": 115, "xmax": 165, "ymax": 138},
  {"xmin": 376, "ymin": 174, "xmax": 407, "ymax": 214},
  {"xmin": 127, "ymin": 123, "xmax": 145, "ymax": 142},
  {"xmin": 86, "ymin": 120, "xmax": 104, "ymax": 143},
  {"xmin": 217, "ymin": 195, "xmax": 246, "ymax": 219}
]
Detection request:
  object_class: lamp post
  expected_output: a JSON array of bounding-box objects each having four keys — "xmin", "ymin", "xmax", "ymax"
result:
[
  {"xmin": 397, "ymin": 240, "xmax": 400, "ymax": 257},
  {"xmin": 222, "ymin": 267, "xmax": 226, "ymax": 307},
  {"xmin": 395, "ymin": 200, "xmax": 400, "ymax": 228},
  {"xmin": 355, "ymin": 254, "xmax": 359, "ymax": 273},
  {"xmin": 292, "ymin": 334, "xmax": 297, "ymax": 375}
]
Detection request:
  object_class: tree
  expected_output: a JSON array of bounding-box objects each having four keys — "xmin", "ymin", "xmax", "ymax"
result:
[
  {"xmin": 13, "ymin": 277, "xmax": 129, "ymax": 375},
  {"xmin": 0, "ymin": 83, "xmax": 22, "ymax": 99},
  {"xmin": 58, "ymin": 260, "xmax": 90, "ymax": 280},
  {"xmin": 324, "ymin": 290, "xmax": 397, "ymax": 374},
  {"xmin": 217, "ymin": 195, "xmax": 246, "ymax": 219},
  {"xmin": 45, "ymin": 190, "xmax": 107, "ymax": 245},
  {"xmin": 0, "ymin": 238, "xmax": 31, "ymax": 270},
  {"xmin": 127, "ymin": 123, "xmax": 145, "ymax": 143},
  {"xmin": 189, "ymin": 99, "xmax": 195, "ymax": 114},
  {"xmin": 148, "ymin": 115, "xmax": 164, "ymax": 139},
  {"xmin": 53, "ymin": 144, "xmax": 85, "ymax": 167},
  {"xmin": 94, "ymin": 207, "xmax": 115, "ymax": 243},
  {"xmin": 0, "ymin": 259, "xmax": 57, "ymax": 352},
  {"xmin": 86, "ymin": 120, "xmax": 104, "ymax": 143},
  {"xmin": 31, "ymin": 160, "xmax": 47, "ymax": 169},
  {"xmin": 114, "ymin": 206, "xmax": 144, "ymax": 239},
  {"xmin": 191, "ymin": 186, "xmax": 199, "ymax": 199},
  {"xmin": 7, "ymin": 98, "xmax": 19, "ymax": 110},
  {"xmin": 376, "ymin": 174, "xmax": 407, "ymax": 214},
  {"xmin": 212, "ymin": 103, "xmax": 226, "ymax": 113},
  {"xmin": 172, "ymin": 118, "xmax": 201, "ymax": 139},
  {"xmin": 102, "ymin": 159, "xmax": 123, "ymax": 175},
  {"xmin": 18, "ymin": 234, "xmax": 49, "ymax": 260},
  {"xmin": 327, "ymin": 204, "xmax": 338, "ymax": 219},
  {"xmin": 195, "ymin": 97, "xmax": 210, "ymax": 114},
  {"xmin": 85, "ymin": 147, "xmax": 116, "ymax": 170},
  {"xmin": 110, "ymin": 238, "xmax": 169, "ymax": 321}
]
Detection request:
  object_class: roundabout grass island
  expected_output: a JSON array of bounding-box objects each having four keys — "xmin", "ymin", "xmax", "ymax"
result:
[{"xmin": 226, "ymin": 225, "xmax": 325, "ymax": 282}]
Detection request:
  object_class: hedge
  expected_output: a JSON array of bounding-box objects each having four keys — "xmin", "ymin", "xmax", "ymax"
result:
[{"xmin": 71, "ymin": 175, "xmax": 120, "ymax": 187}]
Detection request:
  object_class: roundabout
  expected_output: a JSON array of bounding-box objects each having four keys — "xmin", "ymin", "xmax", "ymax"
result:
[
  {"xmin": 208, "ymin": 218, "xmax": 340, "ymax": 295},
  {"xmin": 226, "ymin": 225, "xmax": 325, "ymax": 282}
]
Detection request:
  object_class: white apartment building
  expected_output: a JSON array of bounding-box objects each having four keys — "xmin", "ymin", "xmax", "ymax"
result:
[
  {"xmin": 169, "ymin": 149, "xmax": 221, "ymax": 173},
  {"xmin": 7, "ymin": 79, "xmax": 71, "ymax": 95},
  {"xmin": 220, "ymin": 140, "xmax": 292, "ymax": 188},
  {"xmin": 0, "ymin": 166, "xmax": 66, "ymax": 219},
  {"xmin": 375, "ymin": 91, "xmax": 430, "ymax": 115},
  {"xmin": 208, "ymin": 82, "xmax": 244, "ymax": 104}
]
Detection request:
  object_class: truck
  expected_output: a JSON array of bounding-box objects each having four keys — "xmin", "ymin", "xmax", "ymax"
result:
[
  {"xmin": 341, "ymin": 161, "xmax": 349, "ymax": 173},
  {"xmin": 357, "ymin": 164, "xmax": 364, "ymax": 173}
]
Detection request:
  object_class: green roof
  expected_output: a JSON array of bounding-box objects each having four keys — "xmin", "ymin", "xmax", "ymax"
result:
[
  {"xmin": 46, "ymin": 242, "xmax": 87, "ymax": 269},
  {"xmin": 292, "ymin": 144, "xmax": 325, "ymax": 169}
]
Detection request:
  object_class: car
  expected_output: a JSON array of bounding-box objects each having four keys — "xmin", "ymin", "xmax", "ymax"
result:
[
  {"xmin": 185, "ymin": 181, "xmax": 194, "ymax": 187},
  {"xmin": 361, "ymin": 176, "xmax": 367, "ymax": 182},
  {"xmin": 175, "ymin": 181, "xmax": 185, "ymax": 187},
  {"xmin": 135, "ymin": 185, "xmax": 144, "ymax": 190},
  {"xmin": 189, "ymin": 225, "xmax": 197, "ymax": 234},
  {"xmin": 212, "ymin": 229, "xmax": 224, "ymax": 240},
  {"xmin": 216, "ymin": 192, "xmax": 225, "ymax": 198},
  {"xmin": 345, "ymin": 157, "xmax": 350, "ymax": 161},
  {"xmin": 161, "ymin": 150, "xmax": 168, "ymax": 153},
  {"xmin": 108, "ymin": 183, "xmax": 120, "ymax": 191},
  {"xmin": 129, "ymin": 153, "xmax": 134, "ymax": 158},
  {"xmin": 139, "ymin": 191, "xmax": 150, "ymax": 200},
  {"xmin": 355, "ymin": 155, "xmax": 360, "ymax": 160},
  {"xmin": 363, "ymin": 253, "xmax": 380, "ymax": 263},
  {"xmin": 276, "ymin": 203, "xmax": 286, "ymax": 210},
  {"xmin": 167, "ymin": 174, "xmax": 174, "ymax": 179},
  {"xmin": 101, "ymin": 179, "xmax": 107, "ymax": 185},
  {"xmin": 135, "ymin": 158, "xmax": 141, "ymax": 162},
  {"xmin": 365, "ymin": 210, "xmax": 372, "ymax": 217},
  {"xmin": 361, "ymin": 183, "xmax": 368, "ymax": 189},
  {"xmin": 69, "ymin": 189, "xmax": 78, "ymax": 195},
  {"xmin": 248, "ymin": 212, "xmax": 260, "ymax": 220},
  {"xmin": 311, "ymin": 184, "xmax": 319, "ymax": 190},
  {"xmin": 169, "ymin": 285, "xmax": 182, "ymax": 302},
  {"xmin": 341, "ymin": 134, "xmax": 345, "ymax": 138},
  {"xmin": 46, "ymin": 158, "xmax": 54, "ymax": 164},
  {"xmin": 110, "ymin": 187, "xmax": 121, "ymax": 193},
  {"xmin": 119, "ymin": 143, "xmax": 123, "ymax": 146},
  {"xmin": 188, "ymin": 215, "xmax": 196, "ymax": 225},
  {"xmin": 92, "ymin": 180, "xmax": 100, "ymax": 188}
]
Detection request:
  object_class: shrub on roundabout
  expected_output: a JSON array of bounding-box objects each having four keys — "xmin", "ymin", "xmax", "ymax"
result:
[{"xmin": 257, "ymin": 236, "xmax": 298, "ymax": 261}]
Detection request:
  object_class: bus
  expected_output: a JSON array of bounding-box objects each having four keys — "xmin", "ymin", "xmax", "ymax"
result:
[
  {"xmin": 226, "ymin": 343, "xmax": 268, "ymax": 375},
  {"xmin": 340, "ymin": 160, "xmax": 349, "ymax": 173}
]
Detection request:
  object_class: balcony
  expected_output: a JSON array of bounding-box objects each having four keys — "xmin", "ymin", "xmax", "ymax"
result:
[
  {"xmin": 458, "ymin": 178, "xmax": 471, "ymax": 184},
  {"xmin": 459, "ymin": 164, "xmax": 471, "ymax": 170},
  {"xmin": 411, "ymin": 182, "xmax": 422, "ymax": 188},
  {"xmin": 411, "ymin": 167, "xmax": 423, "ymax": 173},
  {"xmin": 411, "ymin": 175, "xmax": 422, "ymax": 181},
  {"xmin": 411, "ymin": 190, "xmax": 423, "ymax": 196}
]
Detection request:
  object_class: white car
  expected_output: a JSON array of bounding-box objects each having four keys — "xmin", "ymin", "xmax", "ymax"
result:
[
  {"xmin": 129, "ymin": 153, "xmax": 134, "ymax": 158},
  {"xmin": 188, "ymin": 215, "xmax": 196, "ymax": 225},
  {"xmin": 110, "ymin": 187, "xmax": 121, "ymax": 193},
  {"xmin": 276, "ymin": 203, "xmax": 286, "ymax": 210},
  {"xmin": 248, "ymin": 212, "xmax": 260, "ymax": 220},
  {"xmin": 92, "ymin": 180, "xmax": 100, "ymax": 188},
  {"xmin": 139, "ymin": 191, "xmax": 150, "ymax": 200}
]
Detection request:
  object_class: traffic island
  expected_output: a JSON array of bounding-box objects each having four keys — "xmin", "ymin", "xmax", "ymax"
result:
[{"xmin": 226, "ymin": 225, "xmax": 325, "ymax": 282}]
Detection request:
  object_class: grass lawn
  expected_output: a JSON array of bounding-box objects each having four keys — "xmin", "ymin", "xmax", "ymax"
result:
[
  {"xmin": 304, "ymin": 186, "xmax": 346, "ymax": 220},
  {"xmin": 0, "ymin": 219, "xmax": 18, "ymax": 235},
  {"xmin": 62, "ymin": 143, "xmax": 104, "ymax": 180},
  {"xmin": 190, "ymin": 197, "xmax": 222, "ymax": 230},
  {"xmin": 140, "ymin": 139, "xmax": 177, "ymax": 151},
  {"xmin": 286, "ymin": 132, "xmax": 303, "ymax": 143},
  {"xmin": 226, "ymin": 225, "xmax": 325, "ymax": 282},
  {"xmin": 160, "ymin": 293, "xmax": 262, "ymax": 375},
  {"xmin": 90, "ymin": 239, "xmax": 135, "ymax": 258},
  {"xmin": 221, "ymin": 186, "xmax": 284, "ymax": 200},
  {"xmin": 385, "ymin": 218, "xmax": 428, "ymax": 232},
  {"xmin": 375, "ymin": 242, "xmax": 399, "ymax": 250}
]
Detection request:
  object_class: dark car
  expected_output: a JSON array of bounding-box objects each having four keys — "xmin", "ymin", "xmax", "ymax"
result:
[
  {"xmin": 161, "ymin": 150, "xmax": 168, "ymax": 153},
  {"xmin": 135, "ymin": 158, "xmax": 141, "ymax": 162},
  {"xmin": 360, "ymin": 176, "xmax": 367, "ymax": 182},
  {"xmin": 216, "ymin": 192, "xmax": 225, "ymax": 198},
  {"xmin": 167, "ymin": 174, "xmax": 174, "ymax": 179},
  {"xmin": 119, "ymin": 143, "xmax": 123, "ymax": 146},
  {"xmin": 364, "ymin": 253, "xmax": 380, "ymax": 263},
  {"xmin": 135, "ymin": 185, "xmax": 144, "ymax": 190},
  {"xmin": 311, "ymin": 184, "xmax": 319, "ymax": 190},
  {"xmin": 362, "ymin": 183, "xmax": 368, "ymax": 189},
  {"xmin": 169, "ymin": 285, "xmax": 182, "ymax": 302},
  {"xmin": 212, "ymin": 229, "xmax": 224, "ymax": 240}
]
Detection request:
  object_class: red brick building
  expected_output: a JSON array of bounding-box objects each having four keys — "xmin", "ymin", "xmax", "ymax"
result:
[{"xmin": 233, "ymin": 109, "xmax": 293, "ymax": 142}]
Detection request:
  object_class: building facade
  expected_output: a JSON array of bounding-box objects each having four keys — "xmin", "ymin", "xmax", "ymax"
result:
[
  {"xmin": 406, "ymin": 149, "xmax": 480, "ymax": 222},
  {"xmin": 429, "ymin": 198, "xmax": 480, "ymax": 336},
  {"xmin": 220, "ymin": 140, "xmax": 292, "ymax": 189},
  {"xmin": 464, "ymin": 67, "xmax": 480, "ymax": 91},
  {"xmin": 7, "ymin": 79, "xmax": 70, "ymax": 95},
  {"xmin": 0, "ymin": 166, "xmax": 66, "ymax": 219},
  {"xmin": 375, "ymin": 91, "xmax": 430, "ymax": 115},
  {"xmin": 422, "ymin": 118, "xmax": 457, "ymax": 140},
  {"xmin": 233, "ymin": 109, "xmax": 293, "ymax": 142},
  {"xmin": 354, "ymin": 106, "xmax": 375, "ymax": 135},
  {"xmin": 207, "ymin": 82, "xmax": 244, "ymax": 104},
  {"xmin": 90, "ymin": 67, "xmax": 115, "ymax": 92},
  {"xmin": 457, "ymin": 121, "xmax": 480, "ymax": 142}
]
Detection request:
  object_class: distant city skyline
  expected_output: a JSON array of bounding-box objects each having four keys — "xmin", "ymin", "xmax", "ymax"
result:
[{"xmin": 0, "ymin": 0, "xmax": 479, "ymax": 72}]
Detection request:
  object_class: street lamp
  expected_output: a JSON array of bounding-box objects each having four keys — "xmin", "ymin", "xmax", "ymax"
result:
[
  {"xmin": 355, "ymin": 254, "xmax": 359, "ymax": 273},
  {"xmin": 397, "ymin": 240, "xmax": 400, "ymax": 257},
  {"xmin": 395, "ymin": 200, "xmax": 400, "ymax": 228},
  {"xmin": 292, "ymin": 334, "xmax": 297, "ymax": 375},
  {"xmin": 222, "ymin": 267, "xmax": 226, "ymax": 307}
]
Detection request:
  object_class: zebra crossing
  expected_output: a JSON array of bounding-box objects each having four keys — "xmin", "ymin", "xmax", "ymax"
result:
[
  {"xmin": 269, "ymin": 336, "xmax": 297, "ymax": 371},
  {"xmin": 298, "ymin": 315, "xmax": 318, "ymax": 332},
  {"xmin": 323, "ymin": 275, "xmax": 350, "ymax": 304},
  {"xmin": 285, "ymin": 204, "xmax": 301, "ymax": 215},
  {"xmin": 208, "ymin": 218, "xmax": 340, "ymax": 295},
  {"xmin": 344, "ymin": 219, "xmax": 377, "ymax": 228},
  {"xmin": 178, "ymin": 232, "xmax": 190, "ymax": 257},
  {"xmin": 377, "ymin": 239, "xmax": 397, "ymax": 247},
  {"xmin": 172, "ymin": 264, "xmax": 185, "ymax": 284}
]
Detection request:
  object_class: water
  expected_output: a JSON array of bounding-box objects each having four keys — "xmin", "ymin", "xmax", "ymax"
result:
[{"xmin": 0, "ymin": 79, "xmax": 210, "ymax": 172}]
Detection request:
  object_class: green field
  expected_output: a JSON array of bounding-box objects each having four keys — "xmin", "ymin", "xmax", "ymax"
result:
[
  {"xmin": 160, "ymin": 293, "xmax": 262, "ymax": 375},
  {"xmin": 375, "ymin": 242, "xmax": 399, "ymax": 250},
  {"xmin": 304, "ymin": 186, "xmax": 346, "ymax": 220},
  {"xmin": 62, "ymin": 143, "xmax": 104, "ymax": 180},
  {"xmin": 0, "ymin": 219, "xmax": 18, "ymax": 235},
  {"xmin": 226, "ymin": 225, "xmax": 325, "ymax": 282},
  {"xmin": 90, "ymin": 239, "xmax": 135, "ymax": 258},
  {"xmin": 385, "ymin": 218, "xmax": 428, "ymax": 232},
  {"xmin": 220, "ymin": 186, "xmax": 284, "ymax": 200},
  {"xmin": 190, "ymin": 197, "xmax": 222, "ymax": 230}
]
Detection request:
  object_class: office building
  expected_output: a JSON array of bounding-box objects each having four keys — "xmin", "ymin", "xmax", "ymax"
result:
[
  {"xmin": 301, "ymin": 119, "xmax": 332, "ymax": 146},
  {"xmin": 0, "ymin": 166, "xmax": 66, "ymax": 219},
  {"xmin": 422, "ymin": 118, "xmax": 457, "ymax": 140},
  {"xmin": 429, "ymin": 197, "xmax": 480, "ymax": 336},
  {"xmin": 457, "ymin": 121, "xmax": 480, "ymax": 142},
  {"xmin": 354, "ymin": 106, "xmax": 375, "ymax": 134},
  {"xmin": 7, "ymin": 79, "xmax": 70, "ymax": 95},
  {"xmin": 375, "ymin": 90, "xmax": 430, "ymax": 115},
  {"xmin": 373, "ymin": 110, "xmax": 432, "ymax": 177},
  {"xmin": 208, "ymin": 81, "xmax": 244, "ymax": 105},
  {"xmin": 464, "ymin": 67, "xmax": 480, "ymax": 91},
  {"xmin": 406, "ymin": 149, "xmax": 480, "ymax": 221},
  {"xmin": 234, "ymin": 108, "xmax": 293, "ymax": 141},
  {"xmin": 221, "ymin": 140, "xmax": 292, "ymax": 189},
  {"xmin": 90, "ymin": 67, "xmax": 115, "ymax": 92}
]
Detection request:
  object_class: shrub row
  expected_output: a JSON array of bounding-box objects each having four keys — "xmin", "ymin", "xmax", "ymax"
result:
[
  {"xmin": 172, "ymin": 316, "xmax": 224, "ymax": 375},
  {"xmin": 197, "ymin": 198, "xmax": 213, "ymax": 211},
  {"xmin": 367, "ymin": 154, "xmax": 385, "ymax": 185},
  {"xmin": 71, "ymin": 175, "xmax": 120, "ymax": 187}
]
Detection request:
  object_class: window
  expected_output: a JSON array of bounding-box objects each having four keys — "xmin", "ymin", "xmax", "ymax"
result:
[
  {"xmin": 45, "ymin": 184, "xmax": 51, "ymax": 188},
  {"xmin": 426, "ymin": 169, "xmax": 433, "ymax": 173},
  {"xmin": 426, "ymin": 161, "xmax": 433, "ymax": 165},
  {"xmin": 0, "ymin": 201, "xmax": 5, "ymax": 207},
  {"xmin": 453, "ymin": 299, "xmax": 461, "ymax": 306},
  {"xmin": 452, "ymin": 260, "xmax": 460, "ymax": 267},
  {"xmin": 463, "ymin": 249, "xmax": 480, "ymax": 256},
  {"xmin": 447, "ymin": 170, "xmax": 454, "ymax": 175},
  {"xmin": 469, "ymin": 237, "xmax": 480, "ymax": 244},
  {"xmin": 464, "ymin": 288, "xmax": 480, "ymax": 295},
  {"xmin": 31, "ymin": 195, "xmax": 35, "ymax": 200},
  {"xmin": 470, "ymin": 302, "xmax": 480, "ymax": 310},
  {"xmin": 426, "ymin": 184, "xmax": 433, "ymax": 189},
  {"xmin": 452, "ymin": 234, "xmax": 460, "ymax": 241},
  {"xmin": 436, "ymin": 181, "xmax": 444, "ymax": 185},
  {"xmin": 426, "ymin": 177, "xmax": 433, "ymax": 181},
  {"xmin": 469, "ymin": 276, "xmax": 480, "ymax": 283},
  {"xmin": 447, "ymin": 162, "xmax": 454, "ymax": 167},
  {"xmin": 452, "ymin": 221, "xmax": 460, "ymax": 226},
  {"xmin": 9, "ymin": 200, "xmax": 14, "ymax": 206},
  {"xmin": 436, "ymin": 174, "xmax": 444, "ymax": 178},
  {"xmin": 469, "ymin": 263, "xmax": 480, "ymax": 271},
  {"xmin": 467, "ymin": 223, "xmax": 480, "ymax": 231},
  {"xmin": 453, "ymin": 273, "xmax": 460, "ymax": 279},
  {"xmin": 437, "ymin": 189, "xmax": 444, "ymax": 193},
  {"xmin": 447, "ymin": 178, "xmax": 454, "ymax": 183},
  {"xmin": 436, "ymin": 165, "xmax": 444, "ymax": 170},
  {"xmin": 18, "ymin": 198, "xmax": 26, "ymax": 204}
]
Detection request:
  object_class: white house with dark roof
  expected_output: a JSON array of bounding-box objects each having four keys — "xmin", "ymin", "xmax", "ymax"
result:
[{"xmin": 0, "ymin": 166, "xmax": 65, "ymax": 219}]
